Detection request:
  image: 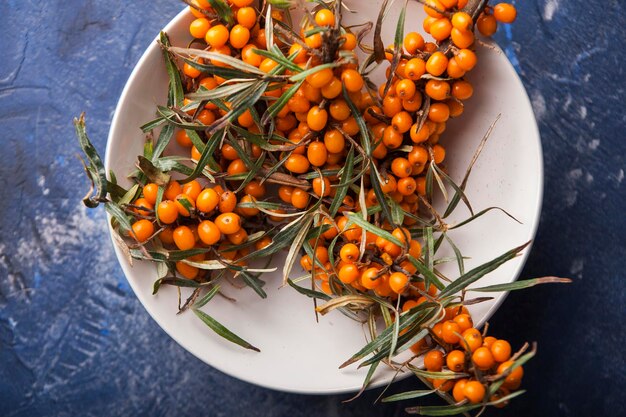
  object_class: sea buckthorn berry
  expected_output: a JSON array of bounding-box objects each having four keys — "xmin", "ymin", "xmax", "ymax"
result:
[
  {"xmin": 403, "ymin": 92, "xmax": 423, "ymax": 112},
  {"xmin": 230, "ymin": 0, "xmax": 253, "ymax": 6},
  {"xmin": 490, "ymin": 387, "xmax": 511, "ymax": 408},
  {"xmin": 493, "ymin": 3, "xmax": 517, "ymax": 23},
  {"xmin": 477, "ymin": 12, "xmax": 497, "ymax": 36},
  {"xmin": 425, "ymin": 79, "xmax": 450, "ymax": 101},
  {"xmin": 408, "ymin": 145, "xmax": 428, "ymax": 168},
  {"xmin": 430, "ymin": 18, "xmax": 452, "ymax": 41},
  {"xmin": 218, "ymin": 191, "xmax": 237, "ymax": 213},
  {"xmin": 432, "ymin": 144, "xmax": 446, "ymax": 164},
  {"xmin": 189, "ymin": 18, "xmax": 210, "ymax": 39},
  {"xmin": 340, "ymin": 32, "xmax": 357, "ymax": 50},
  {"xmin": 176, "ymin": 261, "xmax": 199, "ymax": 279},
  {"xmin": 196, "ymin": 109, "xmax": 216, "ymax": 126},
  {"xmin": 426, "ymin": 52, "xmax": 448, "ymax": 76},
  {"xmin": 341, "ymin": 69, "xmax": 364, "ymax": 92},
  {"xmin": 313, "ymin": 246, "xmax": 329, "ymax": 264},
  {"xmin": 236, "ymin": 7, "xmax": 257, "ymax": 29},
  {"xmin": 361, "ymin": 267, "xmax": 382, "ymax": 289},
  {"xmin": 321, "ymin": 77, "xmax": 343, "ymax": 99},
  {"xmin": 424, "ymin": 349, "xmax": 444, "ymax": 371},
  {"xmin": 244, "ymin": 180, "xmax": 266, "ymax": 199},
  {"xmin": 329, "ymin": 99, "xmax": 351, "ymax": 121},
  {"xmin": 395, "ymin": 79, "xmax": 416, "ymax": 100},
  {"xmin": 159, "ymin": 227, "xmax": 174, "ymax": 245},
  {"xmin": 451, "ymin": 12, "xmax": 472, "ymax": 30},
  {"xmin": 389, "ymin": 272, "xmax": 409, "ymax": 294},
  {"xmin": 255, "ymin": 236, "xmax": 272, "ymax": 250},
  {"xmin": 381, "ymin": 125, "xmax": 402, "ymax": 149},
  {"xmin": 463, "ymin": 381, "xmax": 485, "ymax": 404},
  {"xmin": 259, "ymin": 57, "xmax": 279, "ymax": 73},
  {"xmin": 452, "ymin": 80, "xmax": 474, "ymax": 100},
  {"xmin": 440, "ymin": 0, "xmax": 457, "ymax": 7},
  {"xmin": 382, "ymin": 94, "xmax": 403, "ymax": 117},
  {"xmin": 291, "ymin": 188, "xmax": 310, "ymax": 209},
  {"xmin": 131, "ymin": 219, "xmax": 154, "ymax": 242},
  {"xmin": 338, "ymin": 264, "xmax": 360, "ymax": 283},
  {"xmin": 446, "ymin": 349, "xmax": 466, "ymax": 372},
  {"xmin": 227, "ymin": 228, "xmax": 248, "ymax": 245},
  {"xmin": 483, "ymin": 336, "xmax": 497, "ymax": 349},
  {"xmin": 424, "ymin": 0, "xmax": 445, "ymax": 18},
  {"xmin": 240, "ymin": 44, "xmax": 263, "ymax": 67},
  {"xmin": 416, "ymin": 177, "xmax": 427, "ymax": 196},
  {"xmin": 307, "ymin": 106, "xmax": 328, "ymax": 132},
  {"xmin": 491, "ymin": 339, "xmax": 512, "ymax": 362},
  {"xmin": 215, "ymin": 213, "xmax": 242, "ymax": 235},
  {"xmin": 340, "ymin": 243, "xmax": 360, "ymax": 263},
  {"xmin": 404, "ymin": 32, "xmax": 425, "ymax": 54},
  {"xmin": 300, "ymin": 254, "xmax": 313, "ymax": 271},
  {"xmin": 175, "ymin": 194, "xmax": 195, "ymax": 217},
  {"xmin": 392, "ymin": 111, "xmax": 413, "ymax": 133},
  {"xmin": 433, "ymin": 378, "xmax": 454, "ymax": 392},
  {"xmin": 451, "ymin": 28, "xmax": 474, "ymax": 49},
  {"xmin": 472, "ymin": 346, "xmax": 495, "ymax": 370},
  {"xmin": 408, "ymin": 240, "xmax": 422, "ymax": 258},
  {"xmin": 176, "ymin": 130, "xmax": 193, "ymax": 148},
  {"xmin": 432, "ymin": 322, "xmax": 444, "ymax": 340},
  {"xmin": 428, "ymin": 102, "xmax": 450, "ymax": 123},
  {"xmin": 142, "ymin": 183, "xmax": 159, "ymax": 205},
  {"xmin": 173, "ymin": 226, "xmax": 195, "ymax": 250},
  {"xmin": 197, "ymin": 220, "xmax": 221, "ymax": 245},
  {"xmin": 285, "ymin": 154, "xmax": 311, "ymax": 174},
  {"xmin": 462, "ymin": 328, "xmax": 483, "ymax": 352},
  {"xmin": 392, "ymin": 227, "xmax": 410, "ymax": 244},
  {"xmin": 453, "ymin": 313, "xmax": 473, "ymax": 332},
  {"xmin": 132, "ymin": 197, "xmax": 153, "ymax": 217},
  {"xmin": 308, "ymin": 142, "xmax": 328, "ymax": 167},
  {"xmin": 458, "ymin": 0, "xmax": 468, "ymax": 7},
  {"xmin": 447, "ymin": 99, "xmax": 464, "ymax": 118},
  {"xmin": 238, "ymin": 194, "xmax": 260, "ymax": 217},
  {"xmin": 157, "ymin": 200, "xmax": 178, "ymax": 224},
  {"xmin": 405, "ymin": 58, "xmax": 426, "ymax": 81},
  {"xmin": 305, "ymin": 31, "xmax": 323, "ymax": 48},
  {"xmin": 497, "ymin": 361, "xmax": 524, "ymax": 389},
  {"xmin": 455, "ymin": 49, "xmax": 477, "ymax": 71},
  {"xmin": 196, "ymin": 188, "xmax": 219, "ymax": 213},
  {"xmin": 314, "ymin": 8, "xmax": 335, "ymax": 26},
  {"xmin": 447, "ymin": 57, "xmax": 466, "ymax": 79},
  {"xmin": 397, "ymin": 177, "xmax": 417, "ymax": 196},
  {"xmin": 410, "ymin": 124, "xmax": 430, "ymax": 143},
  {"xmin": 324, "ymin": 129, "xmax": 345, "ymax": 154},
  {"xmin": 307, "ymin": 68, "xmax": 334, "ymax": 89},
  {"xmin": 391, "ymin": 158, "xmax": 412, "ymax": 178},
  {"xmin": 278, "ymin": 185, "xmax": 294, "ymax": 203},
  {"xmin": 205, "ymin": 24, "xmax": 229, "ymax": 48},
  {"xmin": 452, "ymin": 379, "xmax": 468, "ymax": 402},
  {"xmin": 164, "ymin": 181, "xmax": 182, "ymax": 201},
  {"xmin": 442, "ymin": 320, "xmax": 462, "ymax": 344},
  {"xmin": 312, "ymin": 176, "xmax": 331, "ymax": 197}
]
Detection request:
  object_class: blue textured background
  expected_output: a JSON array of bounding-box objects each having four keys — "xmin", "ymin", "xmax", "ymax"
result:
[{"xmin": 1, "ymin": 1, "xmax": 624, "ymax": 416}]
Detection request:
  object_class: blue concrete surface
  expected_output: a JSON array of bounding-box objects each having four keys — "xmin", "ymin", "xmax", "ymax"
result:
[{"xmin": 0, "ymin": 1, "xmax": 624, "ymax": 416}]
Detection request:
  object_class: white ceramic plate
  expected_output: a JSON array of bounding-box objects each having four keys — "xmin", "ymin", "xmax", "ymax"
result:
[{"xmin": 105, "ymin": 1, "xmax": 542, "ymax": 394}]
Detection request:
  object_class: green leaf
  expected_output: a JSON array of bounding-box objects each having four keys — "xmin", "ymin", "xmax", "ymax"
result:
[
  {"xmin": 345, "ymin": 212, "xmax": 404, "ymax": 247},
  {"xmin": 170, "ymin": 46, "xmax": 265, "ymax": 76},
  {"xmin": 381, "ymin": 390, "xmax": 436, "ymax": 403},
  {"xmin": 153, "ymin": 276, "xmax": 200, "ymax": 294},
  {"xmin": 206, "ymin": 0, "xmax": 234, "ymax": 24},
  {"xmin": 192, "ymin": 308, "xmax": 260, "ymax": 351},
  {"xmin": 261, "ymin": 79, "xmax": 304, "ymax": 125},
  {"xmin": 329, "ymin": 147, "xmax": 354, "ymax": 217},
  {"xmin": 159, "ymin": 32, "xmax": 184, "ymax": 107},
  {"xmin": 193, "ymin": 285, "xmax": 221, "ymax": 309},
  {"xmin": 152, "ymin": 124, "xmax": 175, "ymax": 162},
  {"xmin": 287, "ymin": 278, "xmax": 331, "ymax": 301},
  {"xmin": 74, "ymin": 113, "xmax": 107, "ymax": 208},
  {"xmin": 137, "ymin": 155, "xmax": 171, "ymax": 186},
  {"xmin": 105, "ymin": 202, "xmax": 133, "ymax": 234},
  {"xmin": 405, "ymin": 390, "xmax": 526, "ymax": 416},
  {"xmin": 239, "ymin": 270, "xmax": 268, "ymax": 299},
  {"xmin": 439, "ymin": 242, "xmax": 531, "ymax": 298},
  {"xmin": 469, "ymin": 277, "xmax": 572, "ymax": 292}
]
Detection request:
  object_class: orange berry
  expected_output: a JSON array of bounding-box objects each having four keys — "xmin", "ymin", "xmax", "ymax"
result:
[
  {"xmin": 227, "ymin": 228, "xmax": 248, "ymax": 245},
  {"xmin": 312, "ymin": 176, "xmax": 331, "ymax": 197},
  {"xmin": 338, "ymin": 264, "xmax": 360, "ymax": 284},
  {"xmin": 164, "ymin": 181, "xmax": 182, "ymax": 201},
  {"xmin": 391, "ymin": 158, "xmax": 412, "ymax": 178},
  {"xmin": 430, "ymin": 18, "xmax": 452, "ymax": 41},
  {"xmin": 428, "ymin": 102, "xmax": 450, "ymax": 123},
  {"xmin": 397, "ymin": 177, "xmax": 417, "ymax": 196},
  {"xmin": 497, "ymin": 361, "xmax": 524, "ymax": 389},
  {"xmin": 131, "ymin": 219, "xmax": 154, "ymax": 242},
  {"xmin": 278, "ymin": 185, "xmax": 294, "ymax": 203},
  {"xmin": 425, "ymin": 79, "xmax": 450, "ymax": 101},
  {"xmin": 451, "ymin": 27, "xmax": 474, "ymax": 48},
  {"xmin": 205, "ymin": 24, "xmax": 229, "ymax": 48},
  {"xmin": 493, "ymin": 3, "xmax": 517, "ymax": 23},
  {"xmin": 157, "ymin": 200, "xmax": 178, "ymax": 224},
  {"xmin": 424, "ymin": 349, "xmax": 444, "ymax": 371},
  {"xmin": 361, "ymin": 267, "xmax": 382, "ymax": 289},
  {"xmin": 441, "ymin": 320, "xmax": 462, "ymax": 344},
  {"xmin": 452, "ymin": 379, "xmax": 468, "ymax": 402},
  {"xmin": 324, "ymin": 129, "xmax": 345, "ymax": 154},
  {"xmin": 218, "ymin": 190, "xmax": 237, "ymax": 213},
  {"xmin": 463, "ymin": 381, "xmax": 485, "ymax": 404},
  {"xmin": 285, "ymin": 154, "xmax": 311, "ymax": 174},
  {"xmin": 238, "ymin": 194, "xmax": 260, "ymax": 217},
  {"xmin": 132, "ymin": 197, "xmax": 153, "ymax": 217},
  {"xmin": 440, "ymin": 0, "xmax": 457, "ymax": 8},
  {"xmin": 198, "ymin": 220, "xmax": 221, "ymax": 245},
  {"xmin": 340, "ymin": 243, "xmax": 360, "ymax": 263},
  {"xmin": 461, "ymin": 328, "xmax": 483, "ymax": 352},
  {"xmin": 215, "ymin": 212, "xmax": 242, "ymax": 235},
  {"xmin": 175, "ymin": 194, "xmax": 195, "ymax": 217},
  {"xmin": 383, "ymin": 125, "xmax": 404, "ymax": 149},
  {"xmin": 173, "ymin": 225, "xmax": 195, "ymax": 250},
  {"xmin": 307, "ymin": 141, "xmax": 328, "ymax": 167},
  {"xmin": 483, "ymin": 336, "xmax": 497, "ymax": 349},
  {"xmin": 176, "ymin": 261, "xmax": 199, "ymax": 279},
  {"xmin": 329, "ymin": 99, "xmax": 351, "ymax": 121},
  {"xmin": 446, "ymin": 349, "xmax": 466, "ymax": 372},
  {"xmin": 433, "ymin": 378, "xmax": 454, "ymax": 392},
  {"xmin": 341, "ymin": 69, "xmax": 364, "ymax": 92},
  {"xmin": 392, "ymin": 111, "xmax": 413, "ymax": 133},
  {"xmin": 306, "ymin": 68, "xmax": 334, "ymax": 88},
  {"xmin": 410, "ymin": 124, "xmax": 430, "ymax": 143},
  {"xmin": 142, "ymin": 183, "xmax": 159, "ymax": 205},
  {"xmin": 404, "ymin": 32, "xmax": 425, "ymax": 54},
  {"xmin": 453, "ymin": 313, "xmax": 473, "ymax": 332},
  {"xmin": 389, "ymin": 272, "xmax": 409, "ymax": 293},
  {"xmin": 426, "ymin": 52, "xmax": 448, "ymax": 76},
  {"xmin": 455, "ymin": 49, "xmax": 477, "ymax": 71},
  {"xmin": 321, "ymin": 77, "xmax": 342, "ymax": 99},
  {"xmin": 477, "ymin": 12, "xmax": 498, "ymax": 36},
  {"xmin": 451, "ymin": 12, "xmax": 472, "ymax": 30},
  {"xmin": 405, "ymin": 58, "xmax": 426, "ymax": 81},
  {"xmin": 452, "ymin": 80, "xmax": 474, "ymax": 100},
  {"xmin": 196, "ymin": 188, "xmax": 219, "ymax": 213},
  {"xmin": 230, "ymin": 0, "xmax": 253, "ymax": 6},
  {"xmin": 424, "ymin": 0, "xmax": 445, "ymax": 18},
  {"xmin": 447, "ymin": 56, "xmax": 466, "ymax": 79},
  {"xmin": 314, "ymin": 9, "xmax": 335, "ymax": 26},
  {"xmin": 472, "ymin": 346, "xmax": 495, "ymax": 370},
  {"xmin": 236, "ymin": 7, "xmax": 257, "ymax": 29},
  {"xmin": 244, "ymin": 181, "xmax": 266, "ymax": 199},
  {"xmin": 307, "ymin": 106, "xmax": 328, "ymax": 131},
  {"xmin": 291, "ymin": 188, "xmax": 310, "ymax": 209},
  {"xmin": 491, "ymin": 339, "xmax": 512, "ymax": 362},
  {"xmin": 408, "ymin": 240, "xmax": 422, "ymax": 258},
  {"xmin": 340, "ymin": 32, "xmax": 357, "ymax": 50},
  {"xmin": 189, "ymin": 18, "xmax": 210, "ymax": 39}
]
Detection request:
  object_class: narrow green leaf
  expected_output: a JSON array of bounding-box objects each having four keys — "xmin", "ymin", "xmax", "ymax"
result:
[
  {"xmin": 382, "ymin": 390, "xmax": 436, "ymax": 403},
  {"xmin": 192, "ymin": 309, "xmax": 260, "ymax": 352},
  {"xmin": 329, "ymin": 147, "xmax": 354, "ymax": 217},
  {"xmin": 152, "ymin": 123, "xmax": 175, "ymax": 162},
  {"xmin": 159, "ymin": 32, "xmax": 184, "ymax": 107},
  {"xmin": 345, "ymin": 212, "xmax": 404, "ymax": 247},
  {"xmin": 470, "ymin": 277, "xmax": 572, "ymax": 292},
  {"xmin": 105, "ymin": 202, "xmax": 133, "ymax": 234},
  {"xmin": 193, "ymin": 285, "xmax": 221, "ymax": 309},
  {"xmin": 74, "ymin": 113, "xmax": 107, "ymax": 207}
]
